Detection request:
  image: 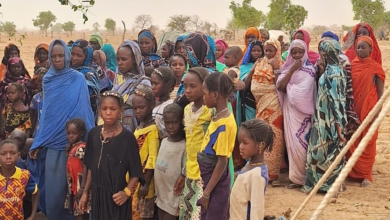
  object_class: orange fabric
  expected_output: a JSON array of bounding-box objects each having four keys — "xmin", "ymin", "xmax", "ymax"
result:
[
  {"xmin": 345, "ymin": 23, "xmax": 382, "ymax": 65},
  {"xmin": 0, "ymin": 63, "xmax": 5, "ymax": 81},
  {"xmin": 347, "ymin": 36, "xmax": 386, "ymax": 182},
  {"xmin": 240, "ymin": 27, "xmax": 261, "ymax": 64},
  {"xmin": 34, "ymin": 43, "xmax": 49, "ymax": 65}
]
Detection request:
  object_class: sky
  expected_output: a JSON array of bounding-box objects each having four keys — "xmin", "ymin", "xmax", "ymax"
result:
[{"xmin": 1, "ymin": 0, "xmax": 390, "ymax": 31}]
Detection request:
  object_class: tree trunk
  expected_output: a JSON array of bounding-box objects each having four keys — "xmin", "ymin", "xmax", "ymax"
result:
[{"xmin": 45, "ymin": 29, "xmax": 48, "ymax": 37}]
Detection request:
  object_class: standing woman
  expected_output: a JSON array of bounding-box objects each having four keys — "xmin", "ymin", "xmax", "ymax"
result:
[
  {"xmin": 345, "ymin": 23, "xmax": 382, "ymax": 65},
  {"xmin": 101, "ymin": 43, "xmax": 118, "ymax": 72},
  {"xmin": 302, "ymin": 39, "xmax": 348, "ymax": 193},
  {"xmin": 183, "ymin": 32, "xmax": 216, "ymax": 71},
  {"xmin": 250, "ymin": 39, "xmax": 285, "ymax": 185},
  {"xmin": 112, "ymin": 40, "xmax": 151, "ymax": 132},
  {"xmin": 138, "ymin": 29, "xmax": 166, "ymax": 67},
  {"xmin": 276, "ymin": 40, "xmax": 316, "ymax": 187},
  {"xmin": 0, "ymin": 44, "xmax": 21, "ymax": 80},
  {"xmin": 71, "ymin": 40, "xmax": 100, "ymax": 120},
  {"xmin": 28, "ymin": 39, "xmax": 95, "ymax": 219},
  {"xmin": 240, "ymin": 27, "xmax": 261, "ymax": 64},
  {"xmin": 293, "ymin": 29, "xmax": 320, "ymax": 65},
  {"xmin": 347, "ymin": 36, "xmax": 385, "ymax": 187},
  {"xmin": 215, "ymin": 39, "xmax": 229, "ymax": 64}
]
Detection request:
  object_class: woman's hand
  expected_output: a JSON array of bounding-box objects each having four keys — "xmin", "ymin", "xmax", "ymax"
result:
[
  {"xmin": 113, "ymin": 191, "xmax": 129, "ymax": 206},
  {"xmin": 201, "ymin": 193, "xmax": 210, "ymax": 210},
  {"xmin": 269, "ymin": 58, "xmax": 280, "ymax": 70},
  {"xmin": 138, "ymin": 184, "xmax": 149, "ymax": 198},
  {"xmin": 79, "ymin": 192, "xmax": 89, "ymax": 211},
  {"xmin": 29, "ymin": 148, "xmax": 41, "ymax": 160},
  {"xmin": 174, "ymin": 175, "xmax": 185, "ymax": 196},
  {"xmin": 291, "ymin": 60, "xmax": 302, "ymax": 72},
  {"xmin": 317, "ymin": 59, "xmax": 325, "ymax": 75}
]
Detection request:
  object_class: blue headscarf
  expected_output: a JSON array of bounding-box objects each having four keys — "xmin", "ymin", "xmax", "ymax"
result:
[
  {"xmin": 241, "ymin": 40, "xmax": 264, "ymax": 66},
  {"xmin": 138, "ymin": 29, "xmax": 165, "ymax": 67},
  {"xmin": 101, "ymin": 43, "xmax": 117, "ymax": 72},
  {"xmin": 321, "ymin": 31, "xmax": 339, "ymax": 42}
]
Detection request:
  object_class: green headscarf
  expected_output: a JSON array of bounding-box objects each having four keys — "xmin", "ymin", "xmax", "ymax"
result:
[{"xmin": 89, "ymin": 32, "xmax": 103, "ymax": 47}]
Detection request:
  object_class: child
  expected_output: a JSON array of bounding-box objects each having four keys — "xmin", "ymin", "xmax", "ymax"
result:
[
  {"xmin": 1, "ymin": 83, "xmax": 31, "ymax": 138},
  {"xmin": 161, "ymin": 40, "xmax": 175, "ymax": 63},
  {"xmin": 92, "ymin": 50, "xmax": 113, "ymax": 93},
  {"xmin": 132, "ymin": 87, "xmax": 160, "ymax": 220},
  {"xmin": 144, "ymin": 67, "xmax": 155, "ymax": 78},
  {"xmin": 230, "ymin": 119, "xmax": 273, "ymax": 219},
  {"xmin": 198, "ymin": 72, "xmax": 237, "ymax": 219},
  {"xmin": 169, "ymin": 54, "xmax": 187, "ymax": 98},
  {"xmin": 79, "ymin": 91, "xmax": 144, "ymax": 220},
  {"xmin": 64, "ymin": 118, "xmax": 89, "ymax": 220},
  {"xmin": 180, "ymin": 67, "xmax": 211, "ymax": 220},
  {"xmin": 151, "ymin": 67, "xmax": 176, "ymax": 136},
  {"xmin": 30, "ymin": 68, "xmax": 46, "ymax": 137},
  {"xmin": 154, "ymin": 103, "xmax": 186, "ymax": 220},
  {"xmin": 0, "ymin": 139, "xmax": 39, "ymax": 220},
  {"xmin": 34, "ymin": 44, "xmax": 50, "ymax": 72},
  {"xmin": 223, "ymin": 46, "xmax": 245, "ymax": 103}
]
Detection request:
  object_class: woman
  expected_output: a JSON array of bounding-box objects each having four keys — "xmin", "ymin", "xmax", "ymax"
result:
[
  {"xmin": 345, "ymin": 23, "xmax": 382, "ymax": 65},
  {"xmin": 183, "ymin": 32, "xmax": 216, "ymax": 71},
  {"xmin": 101, "ymin": 43, "xmax": 118, "ymax": 72},
  {"xmin": 175, "ymin": 35, "xmax": 187, "ymax": 56},
  {"xmin": 71, "ymin": 39, "xmax": 100, "ymax": 120},
  {"xmin": 34, "ymin": 43, "xmax": 50, "ymax": 71},
  {"xmin": 112, "ymin": 40, "xmax": 151, "ymax": 132},
  {"xmin": 240, "ymin": 27, "xmax": 261, "ymax": 64},
  {"xmin": 0, "ymin": 44, "xmax": 22, "ymax": 80},
  {"xmin": 302, "ymin": 39, "xmax": 348, "ymax": 193},
  {"xmin": 293, "ymin": 29, "xmax": 320, "ymax": 65},
  {"xmin": 138, "ymin": 29, "xmax": 166, "ymax": 67},
  {"xmin": 276, "ymin": 39, "xmax": 316, "ymax": 187},
  {"xmin": 89, "ymin": 32, "xmax": 104, "ymax": 51},
  {"xmin": 250, "ymin": 39, "xmax": 285, "ymax": 185},
  {"xmin": 215, "ymin": 38, "xmax": 229, "ymax": 64},
  {"xmin": 347, "ymin": 36, "xmax": 385, "ymax": 187},
  {"xmin": 28, "ymin": 39, "xmax": 95, "ymax": 219}
]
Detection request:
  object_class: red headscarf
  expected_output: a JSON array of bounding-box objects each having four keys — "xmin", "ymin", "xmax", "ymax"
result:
[
  {"xmin": 345, "ymin": 23, "xmax": 382, "ymax": 65},
  {"xmin": 293, "ymin": 29, "xmax": 320, "ymax": 65},
  {"xmin": 240, "ymin": 27, "xmax": 261, "ymax": 64},
  {"xmin": 214, "ymin": 39, "xmax": 229, "ymax": 63}
]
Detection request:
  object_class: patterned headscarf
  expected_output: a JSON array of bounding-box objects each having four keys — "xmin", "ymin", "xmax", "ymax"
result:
[
  {"xmin": 320, "ymin": 39, "xmax": 342, "ymax": 66},
  {"xmin": 241, "ymin": 40, "xmax": 264, "ymax": 65},
  {"xmin": 265, "ymin": 39, "xmax": 282, "ymax": 62},
  {"xmin": 184, "ymin": 32, "xmax": 216, "ymax": 70},
  {"xmin": 138, "ymin": 29, "xmax": 157, "ymax": 53},
  {"xmin": 1, "ymin": 44, "xmax": 20, "ymax": 66},
  {"xmin": 118, "ymin": 40, "xmax": 145, "ymax": 76},
  {"xmin": 101, "ymin": 43, "xmax": 117, "ymax": 72},
  {"xmin": 89, "ymin": 32, "xmax": 103, "ymax": 47},
  {"xmin": 6, "ymin": 57, "xmax": 29, "ymax": 80},
  {"xmin": 214, "ymin": 39, "xmax": 229, "ymax": 63}
]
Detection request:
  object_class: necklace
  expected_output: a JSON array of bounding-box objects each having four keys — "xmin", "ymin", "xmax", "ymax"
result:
[
  {"xmin": 250, "ymin": 161, "xmax": 266, "ymax": 166},
  {"xmin": 212, "ymin": 108, "xmax": 229, "ymax": 119},
  {"xmin": 103, "ymin": 125, "xmax": 118, "ymax": 134},
  {"xmin": 98, "ymin": 124, "xmax": 119, "ymax": 169},
  {"xmin": 139, "ymin": 118, "xmax": 154, "ymax": 129}
]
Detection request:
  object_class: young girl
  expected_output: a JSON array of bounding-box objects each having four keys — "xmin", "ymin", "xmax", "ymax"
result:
[
  {"xmin": 154, "ymin": 103, "xmax": 186, "ymax": 220},
  {"xmin": 151, "ymin": 67, "xmax": 176, "ymax": 136},
  {"xmin": 161, "ymin": 40, "xmax": 175, "ymax": 63},
  {"xmin": 169, "ymin": 54, "xmax": 187, "ymax": 98},
  {"xmin": 230, "ymin": 119, "xmax": 274, "ymax": 219},
  {"xmin": 132, "ymin": 87, "xmax": 160, "ymax": 220},
  {"xmin": 138, "ymin": 29, "xmax": 166, "ymax": 68},
  {"xmin": 34, "ymin": 43, "xmax": 50, "ymax": 71},
  {"xmin": 64, "ymin": 118, "xmax": 89, "ymax": 220},
  {"xmin": 198, "ymin": 72, "xmax": 236, "ymax": 219},
  {"xmin": 180, "ymin": 67, "xmax": 211, "ymax": 220},
  {"xmin": 80, "ymin": 91, "xmax": 144, "ymax": 220},
  {"xmin": 1, "ymin": 82, "xmax": 31, "ymax": 138},
  {"xmin": 30, "ymin": 68, "xmax": 46, "ymax": 137}
]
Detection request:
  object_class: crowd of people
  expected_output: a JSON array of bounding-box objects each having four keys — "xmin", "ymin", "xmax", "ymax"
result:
[{"xmin": 0, "ymin": 22, "xmax": 385, "ymax": 220}]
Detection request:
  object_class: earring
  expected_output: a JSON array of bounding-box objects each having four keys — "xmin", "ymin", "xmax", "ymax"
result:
[
  {"xmin": 258, "ymin": 142, "xmax": 265, "ymax": 153},
  {"xmin": 120, "ymin": 115, "xmax": 123, "ymax": 124}
]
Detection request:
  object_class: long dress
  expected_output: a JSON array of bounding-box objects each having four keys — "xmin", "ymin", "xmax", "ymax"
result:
[{"xmin": 84, "ymin": 126, "xmax": 144, "ymax": 220}]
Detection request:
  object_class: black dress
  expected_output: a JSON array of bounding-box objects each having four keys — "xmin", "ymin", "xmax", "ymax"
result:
[{"xmin": 84, "ymin": 126, "xmax": 145, "ymax": 220}]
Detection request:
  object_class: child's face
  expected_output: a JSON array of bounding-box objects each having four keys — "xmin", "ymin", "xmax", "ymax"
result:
[
  {"xmin": 215, "ymin": 46, "xmax": 223, "ymax": 60},
  {"xmin": 117, "ymin": 47, "xmax": 134, "ymax": 74},
  {"xmin": 139, "ymin": 36, "xmax": 154, "ymax": 54},
  {"xmin": 71, "ymin": 46, "xmax": 86, "ymax": 68},
  {"xmin": 294, "ymin": 32, "xmax": 304, "ymax": 41},
  {"xmin": 261, "ymin": 33, "xmax": 269, "ymax": 43},
  {"xmin": 93, "ymin": 51, "xmax": 101, "ymax": 66},
  {"xmin": 0, "ymin": 143, "xmax": 19, "ymax": 169},
  {"xmin": 246, "ymin": 34, "xmax": 258, "ymax": 46},
  {"xmin": 9, "ymin": 63, "xmax": 22, "ymax": 77},
  {"xmin": 9, "ymin": 49, "xmax": 19, "ymax": 58},
  {"xmin": 357, "ymin": 41, "xmax": 371, "ymax": 59},
  {"xmin": 66, "ymin": 123, "xmax": 84, "ymax": 145},
  {"xmin": 238, "ymin": 128, "xmax": 258, "ymax": 160},
  {"xmin": 184, "ymin": 73, "xmax": 204, "ymax": 103},
  {"xmin": 151, "ymin": 73, "xmax": 167, "ymax": 98},
  {"xmin": 264, "ymin": 45, "xmax": 277, "ymax": 60},
  {"xmin": 99, "ymin": 96, "xmax": 123, "ymax": 126},
  {"xmin": 202, "ymin": 82, "xmax": 216, "ymax": 109},
  {"xmin": 161, "ymin": 44, "xmax": 170, "ymax": 59},
  {"xmin": 164, "ymin": 112, "xmax": 181, "ymax": 138},
  {"xmin": 224, "ymin": 52, "xmax": 237, "ymax": 67},
  {"xmin": 291, "ymin": 47, "xmax": 305, "ymax": 60},
  {"xmin": 175, "ymin": 41, "xmax": 186, "ymax": 56},
  {"xmin": 170, "ymin": 57, "xmax": 186, "ymax": 80},
  {"xmin": 7, "ymin": 85, "xmax": 22, "ymax": 103},
  {"xmin": 132, "ymin": 95, "xmax": 153, "ymax": 122},
  {"xmin": 37, "ymin": 48, "xmax": 48, "ymax": 63},
  {"xmin": 90, "ymin": 40, "xmax": 101, "ymax": 51},
  {"xmin": 251, "ymin": 45, "xmax": 263, "ymax": 61}
]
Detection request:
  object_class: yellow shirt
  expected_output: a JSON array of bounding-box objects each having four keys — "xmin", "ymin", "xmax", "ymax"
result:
[
  {"xmin": 133, "ymin": 124, "xmax": 159, "ymax": 198},
  {"xmin": 183, "ymin": 103, "xmax": 211, "ymax": 180},
  {"xmin": 201, "ymin": 113, "xmax": 237, "ymax": 157}
]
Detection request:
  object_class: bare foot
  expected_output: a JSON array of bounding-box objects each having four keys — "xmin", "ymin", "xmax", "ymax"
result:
[
  {"xmin": 271, "ymin": 180, "xmax": 284, "ymax": 187},
  {"xmin": 361, "ymin": 178, "xmax": 372, "ymax": 187},
  {"xmin": 287, "ymin": 183, "xmax": 301, "ymax": 189}
]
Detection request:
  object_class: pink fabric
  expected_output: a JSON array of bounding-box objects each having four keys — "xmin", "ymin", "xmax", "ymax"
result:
[
  {"xmin": 214, "ymin": 39, "xmax": 229, "ymax": 63},
  {"xmin": 293, "ymin": 29, "xmax": 320, "ymax": 65},
  {"xmin": 96, "ymin": 50, "xmax": 115, "ymax": 82},
  {"xmin": 277, "ymin": 39, "xmax": 317, "ymax": 185}
]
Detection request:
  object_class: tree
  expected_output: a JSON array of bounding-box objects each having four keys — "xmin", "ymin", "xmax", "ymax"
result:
[
  {"xmin": 63, "ymin": 21, "xmax": 76, "ymax": 35},
  {"xmin": 92, "ymin": 22, "xmax": 100, "ymax": 32},
  {"xmin": 105, "ymin": 18, "xmax": 116, "ymax": 35},
  {"xmin": 191, "ymin": 15, "xmax": 204, "ymax": 31},
  {"xmin": 202, "ymin": 22, "xmax": 213, "ymax": 35},
  {"xmin": 284, "ymin": 5, "xmax": 308, "ymax": 31},
  {"xmin": 229, "ymin": 0, "xmax": 265, "ymax": 29},
  {"xmin": 133, "ymin": 14, "xmax": 153, "ymax": 31},
  {"xmin": 2, "ymin": 21, "xmax": 16, "ymax": 37},
  {"xmin": 167, "ymin": 15, "xmax": 191, "ymax": 32},
  {"xmin": 51, "ymin": 23, "xmax": 63, "ymax": 33},
  {"xmin": 58, "ymin": 0, "xmax": 95, "ymax": 23},
  {"xmin": 351, "ymin": 0, "xmax": 385, "ymax": 30},
  {"xmin": 32, "ymin": 11, "xmax": 57, "ymax": 37}
]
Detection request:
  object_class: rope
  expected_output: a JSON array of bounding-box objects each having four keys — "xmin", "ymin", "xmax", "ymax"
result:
[
  {"xmin": 290, "ymin": 86, "xmax": 390, "ymax": 220},
  {"xmin": 310, "ymin": 92, "xmax": 390, "ymax": 220}
]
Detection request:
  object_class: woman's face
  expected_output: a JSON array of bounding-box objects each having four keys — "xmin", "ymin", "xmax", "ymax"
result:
[
  {"xmin": 116, "ymin": 46, "xmax": 134, "ymax": 74},
  {"xmin": 246, "ymin": 34, "xmax": 258, "ymax": 45},
  {"xmin": 51, "ymin": 44, "xmax": 65, "ymax": 70},
  {"xmin": 161, "ymin": 44, "xmax": 170, "ymax": 59},
  {"xmin": 90, "ymin": 40, "xmax": 101, "ymax": 51},
  {"xmin": 37, "ymin": 48, "xmax": 48, "ymax": 63},
  {"xmin": 264, "ymin": 45, "xmax": 277, "ymax": 60},
  {"xmin": 250, "ymin": 45, "xmax": 263, "ymax": 61},
  {"xmin": 9, "ymin": 63, "xmax": 22, "ymax": 77},
  {"xmin": 9, "ymin": 49, "xmax": 19, "ymax": 58},
  {"xmin": 356, "ymin": 41, "xmax": 371, "ymax": 59},
  {"xmin": 215, "ymin": 46, "xmax": 224, "ymax": 60},
  {"xmin": 139, "ymin": 36, "xmax": 154, "ymax": 54},
  {"xmin": 291, "ymin": 47, "xmax": 305, "ymax": 60},
  {"xmin": 71, "ymin": 47, "xmax": 85, "ymax": 68},
  {"xmin": 294, "ymin": 32, "xmax": 304, "ymax": 41},
  {"xmin": 357, "ymin": 27, "xmax": 370, "ymax": 38},
  {"xmin": 175, "ymin": 41, "xmax": 186, "ymax": 56}
]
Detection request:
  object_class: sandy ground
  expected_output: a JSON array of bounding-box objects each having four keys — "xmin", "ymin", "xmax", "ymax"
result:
[{"xmin": 2, "ymin": 33, "xmax": 389, "ymax": 220}]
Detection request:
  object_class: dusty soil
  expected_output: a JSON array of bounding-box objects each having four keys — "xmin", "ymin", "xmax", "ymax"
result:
[{"xmin": 2, "ymin": 33, "xmax": 389, "ymax": 220}]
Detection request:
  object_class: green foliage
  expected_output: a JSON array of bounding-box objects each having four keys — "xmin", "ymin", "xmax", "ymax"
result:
[
  {"xmin": 191, "ymin": 15, "xmax": 204, "ymax": 31},
  {"xmin": 229, "ymin": 0, "xmax": 265, "ymax": 29},
  {"xmin": 2, "ymin": 21, "xmax": 17, "ymax": 36},
  {"xmin": 51, "ymin": 23, "xmax": 63, "ymax": 33},
  {"xmin": 202, "ymin": 22, "xmax": 213, "ymax": 35},
  {"xmin": 58, "ymin": 0, "xmax": 95, "ymax": 24},
  {"xmin": 284, "ymin": 5, "xmax": 308, "ymax": 31},
  {"xmin": 92, "ymin": 22, "xmax": 100, "ymax": 32},
  {"xmin": 167, "ymin": 15, "xmax": 191, "ymax": 32},
  {"xmin": 32, "ymin": 11, "xmax": 57, "ymax": 37},
  {"xmin": 351, "ymin": 0, "xmax": 385, "ymax": 29},
  {"xmin": 226, "ymin": 18, "xmax": 240, "ymax": 32},
  {"xmin": 105, "ymin": 18, "xmax": 116, "ymax": 35},
  {"xmin": 264, "ymin": 0, "xmax": 290, "ymax": 30},
  {"xmin": 134, "ymin": 14, "xmax": 153, "ymax": 30},
  {"xmin": 63, "ymin": 21, "xmax": 76, "ymax": 35}
]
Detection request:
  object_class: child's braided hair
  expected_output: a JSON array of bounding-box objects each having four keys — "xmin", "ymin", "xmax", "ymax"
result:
[{"xmin": 240, "ymin": 119, "xmax": 274, "ymax": 152}]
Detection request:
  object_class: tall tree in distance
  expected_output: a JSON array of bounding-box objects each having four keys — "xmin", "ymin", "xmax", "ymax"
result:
[
  {"xmin": 351, "ymin": 0, "xmax": 385, "ymax": 30},
  {"xmin": 133, "ymin": 14, "xmax": 153, "ymax": 31},
  {"xmin": 51, "ymin": 23, "xmax": 63, "ymax": 33},
  {"xmin": 229, "ymin": 0, "xmax": 265, "ymax": 29},
  {"xmin": 167, "ymin": 15, "xmax": 191, "ymax": 32},
  {"xmin": 191, "ymin": 15, "xmax": 204, "ymax": 31},
  {"xmin": 105, "ymin": 18, "xmax": 116, "ymax": 35},
  {"xmin": 2, "ymin": 21, "xmax": 17, "ymax": 37},
  {"xmin": 92, "ymin": 22, "xmax": 100, "ymax": 32},
  {"xmin": 33, "ymin": 11, "xmax": 57, "ymax": 37},
  {"xmin": 264, "ymin": 0, "xmax": 290, "ymax": 30},
  {"xmin": 63, "ymin": 21, "xmax": 76, "ymax": 35},
  {"xmin": 284, "ymin": 5, "xmax": 308, "ymax": 31}
]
